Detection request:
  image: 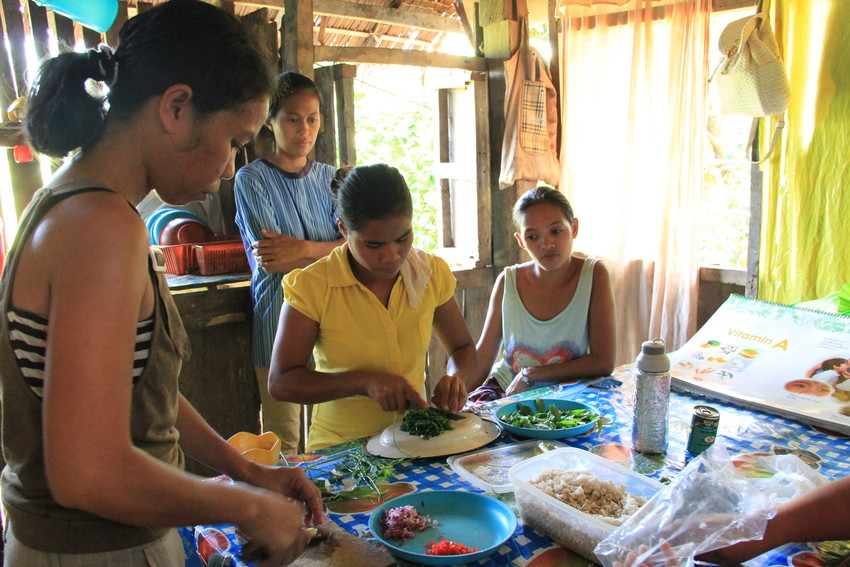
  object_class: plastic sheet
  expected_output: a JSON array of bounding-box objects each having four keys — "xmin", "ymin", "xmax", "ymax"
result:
[
  {"xmin": 794, "ymin": 285, "xmax": 850, "ymax": 315},
  {"xmin": 759, "ymin": 1, "xmax": 850, "ymax": 305},
  {"xmin": 594, "ymin": 440, "xmax": 776, "ymax": 567}
]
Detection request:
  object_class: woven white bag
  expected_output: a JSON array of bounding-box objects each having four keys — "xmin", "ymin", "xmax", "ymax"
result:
[{"xmin": 714, "ymin": 13, "xmax": 790, "ymax": 117}]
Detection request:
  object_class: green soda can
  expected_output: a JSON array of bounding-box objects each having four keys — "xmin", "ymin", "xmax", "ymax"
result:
[{"xmin": 686, "ymin": 405, "xmax": 720, "ymax": 455}]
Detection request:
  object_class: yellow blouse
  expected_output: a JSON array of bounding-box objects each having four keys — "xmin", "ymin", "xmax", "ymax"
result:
[{"xmin": 282, "ymin": 244, "xmax": 456, "ymax": 450}]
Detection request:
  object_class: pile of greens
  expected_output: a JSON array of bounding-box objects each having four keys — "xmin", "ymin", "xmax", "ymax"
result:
[
  {"xmin": 309, "ymin": 448, "xmax": 408, "ymax": 499},
  {"xmin": 499, "ymin": 398, "xmax": 598, "ymax": 431},
  {"xmin": 400, "ymin": 407, "xmax": 462, "ymax": 439}
]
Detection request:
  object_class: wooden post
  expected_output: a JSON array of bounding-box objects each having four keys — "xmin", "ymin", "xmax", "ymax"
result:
[
  {"xmin": 333, "ymin": 63, "xmax": 356, "ymax": 166},
  {"xmin": 242, "ymin": 7, "xmax": 277, "ymax": 162},
  {"xmin": 52, "ymin": 13, "xmax": 77, "ymax": 50},
  {"xmin": 314, "ymin": 65, "xmax": 338, "ymax": 167},
  {"xmin": 241, "ymin": 8, "xmax": 278, "ymax": 66},
  {"xmin": 486, "ymin": 57, "xmax": 521, "ymax": 269},
  {"xmin": 283, "ymin": 0, "xmax": 314, "ymax": 77},
  {"xmin": 1, "ymin": 0, "xmax": 42, "ymax": 217},
  {"xmin": 106, "ymin": 1, "xmax": 128, "ymax": 48},
  {"xmin": 82, "ymin": 26, "xmax": 101, "ymax": 49},
  {"xmin": 2, "ymin": 0, "xmax": 29, "ymax": 96},
  {"xmin": 747, "ymin": 137, "xmax": 762, "ymax": 298},
  {"xmin": 437, "ymin": 88, "xmax": 454, "ymax": 248},
  {"xmin": 27, "ymin": 1, "xmax": 50, "ymax": 60},
  {"xmin": 472, "ymin": 72, "xmax": 493, "ymax": 268},
  {"xmin": 548, "ymin": 0, "xmax": 561, "ymax": 160}
]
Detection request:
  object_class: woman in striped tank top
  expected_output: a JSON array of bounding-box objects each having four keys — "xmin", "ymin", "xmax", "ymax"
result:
[{"xmin": 0, "ymin": 1, "xmax": 322, "ymax": 565}]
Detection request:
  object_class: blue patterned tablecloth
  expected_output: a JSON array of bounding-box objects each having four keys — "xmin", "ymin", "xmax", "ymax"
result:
[{"xmin": 181, "ymin": 367, "xmax": 850, "ymax": 566}]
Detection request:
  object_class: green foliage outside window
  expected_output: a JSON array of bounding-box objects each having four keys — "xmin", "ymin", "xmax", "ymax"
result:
[{"xmin": 353, "ymin": 91, "xmax": 439, "ymax": 252}]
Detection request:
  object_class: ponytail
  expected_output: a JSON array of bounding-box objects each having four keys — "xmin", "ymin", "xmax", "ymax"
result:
[{"xmin": 25, "ymin": 48, "xmax": 114, "ymax": 157}]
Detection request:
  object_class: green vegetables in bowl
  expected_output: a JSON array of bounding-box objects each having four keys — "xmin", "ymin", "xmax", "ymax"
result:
[{"xmin": 496, "ymin": 398, "xmax": 600, "ymax": 439}]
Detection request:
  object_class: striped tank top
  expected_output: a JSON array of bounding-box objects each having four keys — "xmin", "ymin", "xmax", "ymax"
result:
[{"xmin": 6, "ymin": 307, "xmax": 153, "ymax": 397}]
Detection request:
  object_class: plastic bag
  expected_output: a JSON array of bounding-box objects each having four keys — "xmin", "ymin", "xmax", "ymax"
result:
[
  {"xmin": 748, "ymin": 453, "xmax": 829, "ymax": 509},
  {"xmin": 594, "ymin": 440, "xmax": 774, "ymax": 567},
  {"xmin": 794, "ymin": 284, "xmax": 850, "ymax": 315}
]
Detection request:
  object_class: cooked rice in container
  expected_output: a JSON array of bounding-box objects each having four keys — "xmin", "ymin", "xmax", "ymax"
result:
[{"xmin": 528, "ymin": 469, "xmax": 646, "ymax": 525}]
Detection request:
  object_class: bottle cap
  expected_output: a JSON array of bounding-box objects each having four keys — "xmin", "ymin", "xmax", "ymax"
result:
[{"xmin": 641, "ymin": 339, "xmax": 666, "ymax": 355}]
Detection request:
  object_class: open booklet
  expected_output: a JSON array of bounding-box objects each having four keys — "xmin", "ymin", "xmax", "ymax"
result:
[{"xmin": 670, "ymin": 294, "xmax": 850, "ymax": 435}]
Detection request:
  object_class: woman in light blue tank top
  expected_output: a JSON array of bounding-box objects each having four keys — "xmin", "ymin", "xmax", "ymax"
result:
[{"xmin": 467, "ymin": 187, "xmax": 617, "ymax": 403}]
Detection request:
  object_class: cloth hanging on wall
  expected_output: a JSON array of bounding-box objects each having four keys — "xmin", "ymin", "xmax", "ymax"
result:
[
  {"xmin": 499, "ymin": 17, "xmax": 560, "ymax": 189},
  {"xmin": 758, "ymin": 0, "xmax": 850, "ymax": 304}
]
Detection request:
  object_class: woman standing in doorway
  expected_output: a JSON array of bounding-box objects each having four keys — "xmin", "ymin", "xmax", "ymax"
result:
[{"xmin": 234, "ymin": 72, "xmax": 343, "ymax": 455}]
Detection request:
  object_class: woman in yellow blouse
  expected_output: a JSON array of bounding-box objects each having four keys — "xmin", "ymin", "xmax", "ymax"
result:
[{"xmin": 268, "ymin": 164, "xmax": 477, "ymax": 450}]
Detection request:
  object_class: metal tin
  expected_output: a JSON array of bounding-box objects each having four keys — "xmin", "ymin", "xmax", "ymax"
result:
[
  {"xmin": 686, "ymin": 405, "xmax": 720, "ymax": 455},
  {"xmin": 632, "ymin": 339, "xmax": 671, "ymax": 454}
]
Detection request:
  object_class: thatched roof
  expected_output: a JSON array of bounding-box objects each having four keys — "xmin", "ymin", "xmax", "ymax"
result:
[{"xmin": 134, "ymin": 0, "xmax": 471, "ymax": 53}]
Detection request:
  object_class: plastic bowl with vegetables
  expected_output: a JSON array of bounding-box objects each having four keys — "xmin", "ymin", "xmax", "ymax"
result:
[
  {"xmin": 368, "ymin": 490, "xmax": 516, "ymax": 566},
  {"xmin": 495, "ymin": 398, "xmax": 600, "ymax": 439}
]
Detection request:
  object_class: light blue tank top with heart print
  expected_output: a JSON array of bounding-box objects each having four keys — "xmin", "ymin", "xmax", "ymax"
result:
[{"xmin": 491, "ymin": 257, "xmax": 597, "ymax": 389}]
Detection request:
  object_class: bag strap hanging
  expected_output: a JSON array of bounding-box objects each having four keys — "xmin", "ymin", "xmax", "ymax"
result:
[
  {"xmin": 747, "ymin": 115, "xmax": 785, "ymax": 163},
  {"xmin": 752, "ymin": 0, "xmax": 784, "ymax": 164}
]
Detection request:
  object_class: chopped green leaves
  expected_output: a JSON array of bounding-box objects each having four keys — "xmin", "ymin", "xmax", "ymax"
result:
[{"xmin": 400, "ymin": 408, "xmax": 459, "ymax": 439}]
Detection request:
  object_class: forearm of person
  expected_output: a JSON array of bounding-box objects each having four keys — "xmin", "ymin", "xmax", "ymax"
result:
[
  {"xmin": 269, "ymin": 366, "xmax": 375, "ymax": 404},
  {"xmin": 55, "ymin": 436, "xmax": 284, "ymax": 530},
  {"xmin": 264, "ymin": 238, "xmax": 344, "ymax": 274},
  {"xmin": 702, "ymin": 476, "xmax": 850, "ymax": 565},
  {"xmin": 468, "ymin": 273, "xmax": 506, "ymax": 389},
  {"xmin": 470, "ymin": 336, "xmax": 501, "ymax": 389},
  {"xmin": 525, "ymin": 353, "xmax": 614, "ymax": 383},
  {"xmin": 447, "ymin": 343, "xmax": 478, "ymax": 389},
  {"xmin": 174, "ymin": 394, "xmax": 256, "ymax": 482}
]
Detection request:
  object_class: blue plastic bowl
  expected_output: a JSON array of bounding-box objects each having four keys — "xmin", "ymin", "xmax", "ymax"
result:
[
  {"xmin": 148, "ymin": 209, "xmax": 208, "ymax": 245},
  {"xmin": 495, "ymin": 398, "xmax": 600, "ymax": 440},
  {"xmin": 369, "ymin": 490, "xmax": 517, "ymax": 566}
]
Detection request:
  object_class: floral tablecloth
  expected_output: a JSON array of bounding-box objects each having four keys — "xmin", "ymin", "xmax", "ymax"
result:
[{"xmin": 181, "ymin": 366, "xmax": 850, "ymax": 567}]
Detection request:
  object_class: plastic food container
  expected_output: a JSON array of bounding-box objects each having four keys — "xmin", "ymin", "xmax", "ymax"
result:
[
  {"xmin": 227, "ymin": 431, "xmax": 282, "ymax": 466},
  {"xmin": 447, "ymin": 440, "xmax": 565, "ymax": 493},
  {"xmin": 194, "ymin": 241, "xmax": 249, "ymax": 275},
  {"xmin": 509, "ymin": 447, "xmax": 664, "ymax": 562},
  {"xmin": 153, "ymin": 244, "xmax": 196, "ymax": 275}
]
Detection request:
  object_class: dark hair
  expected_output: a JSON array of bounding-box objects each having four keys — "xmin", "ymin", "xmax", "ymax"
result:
[
  {"xmin": 821, "ymin": 358, "xmax": 848, "ymax": 371},
  {"xmin": 513, "ymin": 186, "xmax": 575, "ymax": 231},
  {"xmin": 331, "ymin": 164, "xmax": 413, "ymax": 232},
  {"xmin": 268, "ymin": 72, "xmax": 320, "ymax": 118},
  {"xmin": 25, "ymin": 0, "xmax": 275, "ymax": 157}
]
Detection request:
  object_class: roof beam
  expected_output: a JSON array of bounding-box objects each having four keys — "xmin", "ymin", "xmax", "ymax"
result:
[
  {"xmin": 314, "ymin": 45, "xmax": 485, "ymax": 71},
  {"xmin": 236, "ymin": 0, "xmax": 465, "ymax": 34},
  {"xmin": 316, "ymin": 25, "xmax": 434, "ymax": 48}
]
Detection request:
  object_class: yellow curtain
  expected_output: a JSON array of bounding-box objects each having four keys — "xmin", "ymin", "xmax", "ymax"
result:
[{"xmin": 759, "ymin": 0, "xmax": 850, "ymax": 303}]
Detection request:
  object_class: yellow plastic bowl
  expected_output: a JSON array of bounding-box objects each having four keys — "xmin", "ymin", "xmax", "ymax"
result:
[{"xmin": 227, "ymin": 431, "xmax": 282, "ymax": 466}]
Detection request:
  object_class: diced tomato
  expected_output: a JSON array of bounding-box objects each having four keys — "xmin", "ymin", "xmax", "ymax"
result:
[{"xmin": 424, "ymin": 538, "xmax": 480, "ymax": 555}]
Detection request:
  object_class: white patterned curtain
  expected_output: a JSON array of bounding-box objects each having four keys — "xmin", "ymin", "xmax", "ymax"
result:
[{"xmin": 558, "ymin": 0, "xmax": 711, "ymax": 363}]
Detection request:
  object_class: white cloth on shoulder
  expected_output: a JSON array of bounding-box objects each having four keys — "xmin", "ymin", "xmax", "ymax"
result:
[{"xmin": 400, "ymin": 248, "xmax": 432, "ymax": 308}]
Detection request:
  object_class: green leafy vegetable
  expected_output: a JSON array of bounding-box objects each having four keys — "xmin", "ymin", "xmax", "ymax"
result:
[
  {"xmin": 499, "ymin": 399, "xmax": 598, "ymax": 431},
  {"xmin": 400, "ymin": 408, "xmax": 459, "ymax": 439},
  {"xmin": 308, "ymin": 448, "xmax": 409, "ymax": 500}
]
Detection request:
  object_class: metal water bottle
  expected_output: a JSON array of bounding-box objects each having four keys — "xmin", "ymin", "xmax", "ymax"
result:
[{"xmin": 632, "ymin": 339, "xmax": 671, "ymax": 454}]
